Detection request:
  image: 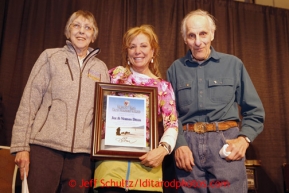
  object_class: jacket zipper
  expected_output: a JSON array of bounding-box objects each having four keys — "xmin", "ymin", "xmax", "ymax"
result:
[
  {"xmin": 125, "ymin": 161, "xmax": 131, "ymax": 191},
  {"xmin": 70, "ymin": 46, "xmax": 100, "ymax": 152},
  {"xmin": 71, "ymin": 72, "xmax": 82, "ymax": 152},
  {"xmin": 70, "ymin": 49, "xmax": 87, "ymax": 152},
  {"xmin": 65, "ymin": 58, "xmax": 74, "ymax": 81}
]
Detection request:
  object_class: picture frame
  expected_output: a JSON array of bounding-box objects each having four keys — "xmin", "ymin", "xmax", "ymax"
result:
[{"xmin": 91, "ymin": 82, "xmax": 158, "ymax": 160}]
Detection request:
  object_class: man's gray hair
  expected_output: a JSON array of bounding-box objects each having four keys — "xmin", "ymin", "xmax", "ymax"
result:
[{"xmin": 181, "ymin": 9, "xmax": 216, "ymax": 39}]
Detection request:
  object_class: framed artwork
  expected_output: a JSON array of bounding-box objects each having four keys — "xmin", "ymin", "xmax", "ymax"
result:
[{"xmin": 91, "ymin": 82, "xmax": 158, "ymax": 160}]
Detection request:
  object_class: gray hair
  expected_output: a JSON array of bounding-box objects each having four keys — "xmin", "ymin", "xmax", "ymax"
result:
[
  {"xmin": 181, "ymin": 9, "xmax": 216, "ymax": 39},
  {"xmin": 64, "ymin": 10, "xmax": 98, "ymax": 41}
]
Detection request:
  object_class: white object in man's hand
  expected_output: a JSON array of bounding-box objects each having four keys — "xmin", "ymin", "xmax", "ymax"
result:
[{"xmin": 219, "ymin": 144, "xmax": 231, "ymax": 158}]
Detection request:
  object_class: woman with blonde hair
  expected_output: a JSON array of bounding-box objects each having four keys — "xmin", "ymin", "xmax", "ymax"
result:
[{"xmin": 94, "ymin": 25, "xmax": 178, "ymax": 193}]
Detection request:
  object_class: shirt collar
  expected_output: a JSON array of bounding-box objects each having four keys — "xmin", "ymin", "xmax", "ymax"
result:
[{"xmin": 184, "ymin": 46, "xmax": 220, "ymax": 65}]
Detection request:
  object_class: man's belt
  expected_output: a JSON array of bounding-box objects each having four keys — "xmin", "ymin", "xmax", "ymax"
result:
[{"xmin": 182, "ymin": 121, "xmax": 238, "ymax": 134}]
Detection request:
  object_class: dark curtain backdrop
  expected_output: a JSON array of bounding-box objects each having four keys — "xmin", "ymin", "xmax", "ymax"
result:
[{"xmin": 0, "ymin": 0, "xmax": 289, "ymax": 192}]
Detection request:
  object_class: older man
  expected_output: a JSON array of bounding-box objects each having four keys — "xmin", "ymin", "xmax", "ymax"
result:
[{"xmin": 167, "ymin": 9, "xmax": 265, "ymax": 193}]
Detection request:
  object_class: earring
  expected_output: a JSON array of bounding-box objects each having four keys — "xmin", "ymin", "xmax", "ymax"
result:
[
  {"xmin": 127, "ymin": 61, "xmax": 130, "ymax": 65},
  {"xmin": 151, "ymin": 58, "xmax": 154, "ymax": 63}
]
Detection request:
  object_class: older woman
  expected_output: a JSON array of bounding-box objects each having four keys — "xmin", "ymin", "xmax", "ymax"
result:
[
  {"xmin": 94, "ymin": 25, "xmax": 178, "ymax": 193},
  {"xmin": 10, "ymin": 10, "xmax": 109, "ymax": 193}
]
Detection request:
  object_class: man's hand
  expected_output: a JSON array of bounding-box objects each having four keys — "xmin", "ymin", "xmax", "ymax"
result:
[
  {"xmin": 174, "ymin": 146, "xmax": 194, "ymax": 172},
  {"xmin": 225, "ymin": 136, "xmax": 249, "ymax": 161},
  {"xmin": 139, "ymin": 146, "xmax": 168, "ymax": 168},
  {"xmin": 15, "ymin": 151, "xmax": 30, "ymax": 180}
]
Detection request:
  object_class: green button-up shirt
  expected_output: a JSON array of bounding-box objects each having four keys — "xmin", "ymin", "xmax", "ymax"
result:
[{"xmin": 167, "ymin": 47, "xmax": 265, "ymax": 148}]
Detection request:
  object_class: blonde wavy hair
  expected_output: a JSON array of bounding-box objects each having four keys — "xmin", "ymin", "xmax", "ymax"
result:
[{"xmin": 122, "ymin": 25, "xmax": 162, "ymax": 78}]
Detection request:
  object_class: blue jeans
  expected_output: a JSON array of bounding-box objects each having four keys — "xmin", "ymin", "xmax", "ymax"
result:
[{"xmin": 175, "ymin": 127, "xmax": 247, "ymax": 193}]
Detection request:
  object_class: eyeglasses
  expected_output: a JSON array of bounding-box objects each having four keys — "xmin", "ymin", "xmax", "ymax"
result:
[{"xmin": 70, "ymin": 23, "xmax": 93, "ymax": 32}]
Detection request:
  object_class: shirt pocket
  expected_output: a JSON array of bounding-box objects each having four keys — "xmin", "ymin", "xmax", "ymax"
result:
[
  {"xmin": 176, "ymin": 81, "xmax": 194, "ymax": 107},
  {"xmin": 208, "ymin": 78, "xmax": 234, "ymax": 103}
]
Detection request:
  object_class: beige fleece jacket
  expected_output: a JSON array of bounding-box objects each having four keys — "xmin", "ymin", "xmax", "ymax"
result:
[{"xmin": 10, "ymin": 41, "xmax": 109, "ymax": 154}]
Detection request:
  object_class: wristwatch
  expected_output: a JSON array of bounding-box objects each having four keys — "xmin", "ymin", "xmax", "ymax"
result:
[
  {"xmin": 240, "ymin": 135, "xmax": 251, "ymax": 143},
  {"xmin": 159, "ymin": 142, "xmax": 171, "ymax": 154}
]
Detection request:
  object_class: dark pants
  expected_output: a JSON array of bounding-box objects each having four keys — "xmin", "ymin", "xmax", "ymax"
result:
[{"xmin": 28, "ymin": 144, "xmax": 94, "ymax": 193}]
